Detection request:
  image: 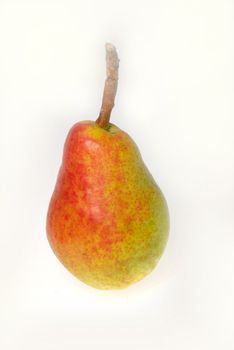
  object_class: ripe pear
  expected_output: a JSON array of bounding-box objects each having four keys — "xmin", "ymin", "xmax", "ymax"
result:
[{"xmin": 47, "ymin": 44, "xmax": 169, "ymax": 289}]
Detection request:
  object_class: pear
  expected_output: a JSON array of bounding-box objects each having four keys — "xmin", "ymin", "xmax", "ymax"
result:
[{"xmin": 47, "ymin": 44, "xmax": 169, "ymax": 289}]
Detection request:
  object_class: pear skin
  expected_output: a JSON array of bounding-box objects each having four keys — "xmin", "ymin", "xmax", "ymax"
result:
[{"xmin": 47, "ymin": 121, "xmax": 169, "ymax": 289}]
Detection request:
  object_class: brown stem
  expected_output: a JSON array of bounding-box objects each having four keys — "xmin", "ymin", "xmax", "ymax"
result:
[{"xmin": 96, "ymin": 43, "xmax": 119, "ymax": 129}]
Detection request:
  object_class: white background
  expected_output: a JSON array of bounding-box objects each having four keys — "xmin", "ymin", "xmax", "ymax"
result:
[{"xmin": 0, "ymin": 0, "xmax": 234, "ymax": 349}]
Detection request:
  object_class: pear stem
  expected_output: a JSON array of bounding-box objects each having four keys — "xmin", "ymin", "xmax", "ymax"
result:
[{"xmin": 96, "ymin": 43, "xmax": 119, "ymax": 129}]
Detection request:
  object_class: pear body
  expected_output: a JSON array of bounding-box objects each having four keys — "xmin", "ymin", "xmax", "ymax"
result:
[{"xmin": 47, "ymin": 121, "xmax": 169, "ymax": 289}]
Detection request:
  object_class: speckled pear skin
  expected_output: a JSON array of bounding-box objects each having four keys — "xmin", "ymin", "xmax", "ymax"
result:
[{"xmin": 47, "ymin": 121, "xmax": 169, "ymax": 289}]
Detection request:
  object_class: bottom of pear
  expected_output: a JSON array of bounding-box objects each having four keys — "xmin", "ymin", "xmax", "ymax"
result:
[
  {"xmin": 74, "ymin": 267, "xmax": 157, "ymax": 290},
  {"xmin": 54, "ymin": 252, "xmax": 161, "ymax": 290}
]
